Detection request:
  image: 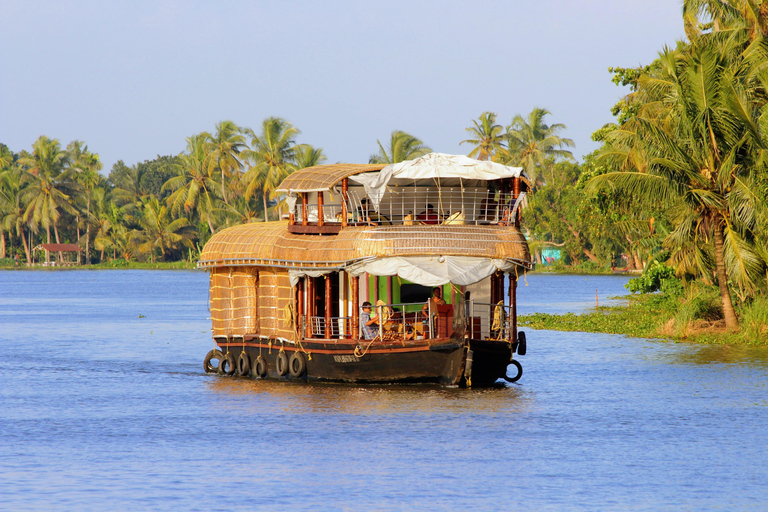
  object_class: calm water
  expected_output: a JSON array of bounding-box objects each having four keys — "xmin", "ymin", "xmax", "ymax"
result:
[{"xmin": 1, "ymin": 270, "xmax": 767, "ymax": 511}]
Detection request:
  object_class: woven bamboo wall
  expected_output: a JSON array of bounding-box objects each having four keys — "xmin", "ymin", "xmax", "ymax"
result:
[
  {"xmin": 256, "ymin": 268, "xmax": 295, "ymax": 340},
  {"xmin": 209, "ymin": 267, "xmax": 258, "ymax": 337}
]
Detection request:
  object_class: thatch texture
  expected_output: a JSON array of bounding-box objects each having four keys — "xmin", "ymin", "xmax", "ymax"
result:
[
  {"xmin": 277, "ymin": 163, "xmax": 386, "ymax": 193},
  {"xmin": 210, "ymin": 268, "xmax": 258, "ymax": 336},
  {"xmin": 199, "ymin": 221, "xmax": 532, "ymax": 270}
]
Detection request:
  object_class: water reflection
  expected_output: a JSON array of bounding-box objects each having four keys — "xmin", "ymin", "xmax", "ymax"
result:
[
  {"xmin": 656, "ymin": 343, "xmax": 768, "ymax": 366},
  {"xmin": 205, "ymin": 376, "xmax": 531, "ymax": 415}
]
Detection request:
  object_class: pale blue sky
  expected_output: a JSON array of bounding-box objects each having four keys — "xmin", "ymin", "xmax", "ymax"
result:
[{"xmin": 1, "ymin": 0, "xmax": 685, "ymax": 173}]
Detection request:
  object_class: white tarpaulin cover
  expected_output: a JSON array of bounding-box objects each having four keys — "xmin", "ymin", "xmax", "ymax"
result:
[
  {"xmin": 347, "ymin": 255, "xmax": 515, "ymax": 287},
  {"xmin": 352, "ymin": 153, "xmax": 526, "ymax": 210}
]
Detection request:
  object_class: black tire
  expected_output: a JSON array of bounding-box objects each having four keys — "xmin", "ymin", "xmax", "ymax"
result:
[
  {"xmin": 517, "ymin": 331, "xmax": 527, "ymax": 356},
  {"xmin": 276, "ymin": 351, "xmax": 289, "ymax": 376},
  {"xmin": 289, "ymin": 352, "xmax": 307, "ymax": 378},
  {"xmin": 221, "ymin": 352, "xmax": 236, "ymax": 376},
  {"xmin": 254, "ymin": 355, "xmax": 267, "ymax": 378},
  {"xmin": 203, "ymin": 349, "xmax": 224, "ymax": 374},
  {"xmin": 237, "ymin": 351, "xmax": 251, "ymax": 377},
  {"xmin": 503, "ymin": 360, "xmax": 523, "ymax": 383}
]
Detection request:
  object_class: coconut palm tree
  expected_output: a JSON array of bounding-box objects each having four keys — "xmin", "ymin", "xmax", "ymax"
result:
[
  {"xmin": 68, "ymin": 141, "xmax": 103, "ymax": 264},
  {"xmin": 163, "ymin": 135, "xmax": 221, "ymax": 234},
  {"xmin": 369, "ymin": 130, "xmax": 431, "ymax": 164},
  {"xmin": 499, "ymin": 108, "xmax": 575, "ymax": 185},
  {"xmin": 203, "ymin": 120, "xmax": 246, "ymax": 205},
  {"xmin": 242, "ymin": 117, "xmax": 301, "ymax": 221},
  {"xmin": 1, "ymin": 168, "xmax": 34, "ymax": 265},
  {"xmin": 460, "ymin": 112, "xmax": 504, "ymax": 161},
  {"xmin": 590, "ymin": 39, "xmax": 768, "ymax": 330},
  {"xmin": 132, "ymin": 196, "xmax": 195, "ymax": 262},
  {"xmin": 18, "ymin": 137, "xmax": 77, "ymax": 263},
  {"xmin": 294, "ymin": 144, "xmax": 327, "ymax": 169}
]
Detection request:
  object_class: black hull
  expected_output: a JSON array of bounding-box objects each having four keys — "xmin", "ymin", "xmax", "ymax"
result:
[{"xmin": 209, "ymin": 338, "xmax": 516, "ymax": 387}]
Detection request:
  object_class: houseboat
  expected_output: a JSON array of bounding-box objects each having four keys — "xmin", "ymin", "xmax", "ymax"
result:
[{"xmin": 197, "ymin": 153, "xmax": 533, "ymax": 386}]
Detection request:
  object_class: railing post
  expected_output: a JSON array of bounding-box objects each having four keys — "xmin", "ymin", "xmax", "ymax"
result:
[
  {"xmin": 352, "ymin": 275, "xmax": 360, "ymax": 340},
  {"xmin": 513, "ymin": 177, "xmax": 521, "ymax": 228},
  {"xmin": 509, "ymin": 271, "xmax": 517, "ymax": 345},
  {"xmin": 324, "ymin": 274, "xmax": 331, "ymax": 338},
  {"xmin": 341, "ymin": 178, "xmax": 348, "ymax": 227}
]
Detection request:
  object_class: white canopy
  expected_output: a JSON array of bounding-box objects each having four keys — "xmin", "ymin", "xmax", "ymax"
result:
[
  {"xmin": 347, "ymin": 255, "xmax": 516, "ymax": 287},
  {"xmin": 350, "ymin": 153, "xmax": 526, "ymax": 210}
]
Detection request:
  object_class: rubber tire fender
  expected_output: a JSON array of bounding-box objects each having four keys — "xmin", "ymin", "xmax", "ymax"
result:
[
  {"xmin": 254, "ymin": 355, "xmax": 268, "ymax": 378},
  {"xmin": 289, "ymin": 351, "xmax": 307, "ymax": 378},
  {"xmin": 503, "ymin": 359, "xmax": 523, "ymax": 383},
  {"xmin": 276, "ymin": 351, "xmax": 289, "ymax": 376},
  {"xmin": 221, "ymin": 352, "xmax": 237, "ymax": 376},
  {"xmin": 203, "ymin": 349, "xmax": 224, "ymax": 374},
  {"xmin": 517, "ymin": 331, "xmax": 527, "ymax": 356},
  {"xmin": 237, "ymin": 351, "xmax": 251, "ymax": 377}
]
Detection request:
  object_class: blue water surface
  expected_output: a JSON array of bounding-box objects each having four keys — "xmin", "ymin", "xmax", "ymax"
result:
[{"xmin": 1, "ymin": 270, "xmax": 767, "ymax": 511}]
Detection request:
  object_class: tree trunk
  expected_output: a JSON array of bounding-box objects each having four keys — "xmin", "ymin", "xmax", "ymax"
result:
[
  {"xmin": 221, "ymin": 168, "xmax": 228, "ymax": 205},
  {"xmin": 21, "ymin": 229, "xmax": 32, "ymax": 266},
  {"xmin": 85, "ymin": 196, "xmax": 91, "ymax": 265},
  {"xmin": 582, "ymin": 247, "xmax": 600, "ymax": 263},
  {"xmin": 263, "ymin": 194, "xmax": 269, "ymax": 222},
  {"xmin": 0, "ymin": 230, "xmax": 5, "ymax": 259},
  {"xmin": 54, "ymin": 222, "xmax": 62, "ymax": 264},
  {"xmin": 713, "ymin": 221, "xmax": 739, "ymax": 329}
]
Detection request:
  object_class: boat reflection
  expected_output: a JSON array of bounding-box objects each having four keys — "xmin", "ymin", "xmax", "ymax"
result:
[{"xmin": 204, "ymin": 376, "xmax": 531, "ymax": 415}]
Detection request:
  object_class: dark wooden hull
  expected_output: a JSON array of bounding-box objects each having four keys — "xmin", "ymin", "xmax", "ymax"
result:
[{"xmin": 213, "ymin": 337, "xmax": 515, "ymax": 386}]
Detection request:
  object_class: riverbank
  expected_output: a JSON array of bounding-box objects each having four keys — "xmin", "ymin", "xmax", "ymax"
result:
[
  {"xmin": 0, "ymin": 258, "xmax": 198, "ymax": 270},
  {"xmin": 519, "ymin": 291, "xmax": 768, "ymax": 345}
]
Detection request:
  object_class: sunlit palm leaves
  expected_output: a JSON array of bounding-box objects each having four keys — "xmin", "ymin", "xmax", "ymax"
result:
[{"xmin": 368, "ymin": 130, "xmax": 431, "ymax": 164}]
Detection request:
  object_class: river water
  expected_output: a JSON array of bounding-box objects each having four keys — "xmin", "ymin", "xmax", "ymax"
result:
[{"xmin": 1, "ymin": 270, "xmax": 766, "ymax": 511}]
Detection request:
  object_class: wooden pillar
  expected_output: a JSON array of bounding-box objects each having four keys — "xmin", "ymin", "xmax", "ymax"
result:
[
  {"xmin": 302, "ymin": 193, "xmax": 309, "ymax": 226},
  {"xmin": 306, "ymin": 277, "xmax": 314, "ymax": 337},
  {"xmin": 297, "ymin": 278, "xmax": 304, "ymax": 339},
  {"xmin": 509, "ymin": 272, "xmax": 517, "ymax": 344},
  {"xmin": 513, "ymin": 177, "xmax": 521, "ymax": 228},
  {"xmin": 317, "ymin": 191, "xmax": 325, "ymax": 226},
  {"xmin": 386, "ymin": 276, "xmax": 392, "ymax": 305},
  {"xmin": 324, "ymin": 274, "xmax": 332, "ymax": 338},
  {"xmin": 341, "ymin": 178, "xmax": 349, "ymax": 228},
  {"xmin": 373, "ymin": 275, "xmax": 378, "ymax": 304},
  {"xmin": 352, "ymin": 275, "xmax": 360, "ymax": 340}
]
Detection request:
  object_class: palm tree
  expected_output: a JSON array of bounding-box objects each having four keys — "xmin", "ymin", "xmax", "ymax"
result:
[
  {"xmin": 294, "ymin": 144, "xmax": 327, "ymax": 169},
  {"xmin": 163, "ymin": 135, "xmax": 221, "ymax": 234},
  {"xmin": 499, "ymin": 108, "xmax": 575, "ymax": 185},
  {"xmin": 18, "ymin": 137, "xmax": 76, "ymax": 263},
  {"xmin": 590, "ymin": 39, "xmax": 767, "ymax": 330},
  {"xmin": 242, "ymin": 117, "xmax": 300, "ymax": 221},
  {"xmin": 203, "ymin": 120, "xmax": 246, "ymax": 205},
  {"xmin": 368, "ymin": 130, "xmax": 431, "ymax": 164},
  {"xmin": 0, "ymin": 167, "xmax": 34, "ymax": 264},
  {"xmin": 68, "ymin": 141, "xmax": 103, "ymax": 264},
  {"xmin": 460, "ymin": 112, "xmax": 504, "ymax": 161},
  {"xmin": 132, "ymin": 196, "xmax": 195, "ymax": 262}
]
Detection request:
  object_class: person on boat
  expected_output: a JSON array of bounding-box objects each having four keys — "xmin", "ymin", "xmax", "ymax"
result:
[
  {"xmin": 417, "ymin": 204, "xmax": 439, "ymax": 225},
  {"xmin": 357, "ymin": 198, "xmax": 388, "ymax": 226},
  {"xmin": 421, "ymin": 287, "xmax": 446, "ymax": 319},
  {"xmin": 360, "ymin": 301, "xmax": 379, "ymax": 339}
]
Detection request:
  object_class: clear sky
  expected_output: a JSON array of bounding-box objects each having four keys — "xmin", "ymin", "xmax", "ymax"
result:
[{"xmin": 0, "ymin": 0, "xmax": 685, "ymax": 174}]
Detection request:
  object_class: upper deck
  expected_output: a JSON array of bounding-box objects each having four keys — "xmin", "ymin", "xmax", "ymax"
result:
[{"xmin": 198, "ymin": 154, "xmax": 533, "ymax": 272}]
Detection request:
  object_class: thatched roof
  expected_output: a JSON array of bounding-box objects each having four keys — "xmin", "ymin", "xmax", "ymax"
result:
[
  {"xmin": 277, "ymin": 163, "xmax": 386, "ymax": 193},
  {"xmin": 198, "ymin": 221, "xmax": 531, "ymax": 270}
]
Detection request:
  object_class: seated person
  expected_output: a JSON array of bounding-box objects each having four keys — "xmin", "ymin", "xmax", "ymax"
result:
[
  {"xmin": 357, "ymin": 198, "xmax": 379, "ymax": 226},
  {"xmin": 417, "ymin": 204, "xmax": 440, "ymax": 225},
  {"xmin": 360, "ymin": 301, "xmax": 379, "ymax": 339},
  {"xmin": 403, "ymin": 326, "xmax": 415, "ymax": 341}
]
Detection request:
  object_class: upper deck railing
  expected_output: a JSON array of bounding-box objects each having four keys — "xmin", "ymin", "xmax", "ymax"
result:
[{"xmin": 295, "ymin": 188, "xmax": 523, "ymax": 228}]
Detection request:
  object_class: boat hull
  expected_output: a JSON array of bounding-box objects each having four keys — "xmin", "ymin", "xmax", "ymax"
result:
[{"xmin": 211, "ymin": 338, "xmax": 515, "ymax": 386}]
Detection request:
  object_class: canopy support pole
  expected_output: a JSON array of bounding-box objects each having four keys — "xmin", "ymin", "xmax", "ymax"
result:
[
  {"xmin": 352, "ymin": 276, "xmax": 360, "ymax": 340},
  {"xmin": 324, "ymin": 274, "xmax": 331, "ymax": 338}
]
